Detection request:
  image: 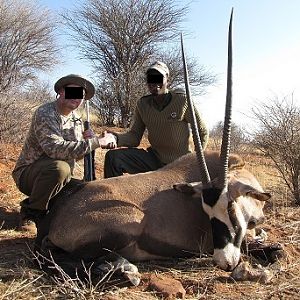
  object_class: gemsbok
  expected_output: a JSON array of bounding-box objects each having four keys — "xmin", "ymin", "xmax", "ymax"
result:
[{"xmin": 35, "ymin": 10, "xmax": 271, "ymax": 283}]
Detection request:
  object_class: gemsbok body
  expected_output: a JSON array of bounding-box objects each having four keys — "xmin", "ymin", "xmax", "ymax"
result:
[
  {"xmin": 36, "ymin": 10, "xmax": 271, "ymax": 279},
  {"xmin": 38, "ymin": 150, "xmax": 270, "ymax": 274}
]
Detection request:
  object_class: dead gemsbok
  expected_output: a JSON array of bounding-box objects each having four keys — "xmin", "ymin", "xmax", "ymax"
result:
[{"xmin": 36, "ymin": 10, "xmax": 271, "ymax": 283}]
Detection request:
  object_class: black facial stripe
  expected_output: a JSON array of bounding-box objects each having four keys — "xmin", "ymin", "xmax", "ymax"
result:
[
  {"xmin": 233, "ymin": 227, "xmax": 243, "ymax": 248},
  {"xmin": 211, "ymin": 217, "xmax": 232, "ymax": 249},
  {"xmin": 227, "ymin": 201, "xmax": 239, "ymax": 228},
  {"xmin": 205, "ymin": 188, "xmax": 244, "ymax": 250},
  {"xmin": 202, "ymin": 188, "xmax": 223, "ymax": 207},
  {"xmin": 227, "ymin": 201, "xmax": 243, "ymax": 248}
]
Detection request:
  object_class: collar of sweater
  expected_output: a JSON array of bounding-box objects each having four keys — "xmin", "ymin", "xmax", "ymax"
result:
[{"xmin": 152, "ymin": 92, "xmax": 172, "ymax": 111}]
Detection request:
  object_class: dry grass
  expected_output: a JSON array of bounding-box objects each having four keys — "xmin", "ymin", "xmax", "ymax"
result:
[{"xmin": 0, "ymin": 131, "xmax": 299, "ymax": 299}]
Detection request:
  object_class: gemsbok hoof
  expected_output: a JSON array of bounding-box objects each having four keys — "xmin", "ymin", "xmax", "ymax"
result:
[{"xmin": 93, "ymin": 257, "xmax": 141, "ymax": 286}]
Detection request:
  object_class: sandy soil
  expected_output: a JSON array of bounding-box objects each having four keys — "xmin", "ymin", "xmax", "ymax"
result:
[{"xmin": 0, "ymin": 138, "xmax": 299, "ymax": 299}]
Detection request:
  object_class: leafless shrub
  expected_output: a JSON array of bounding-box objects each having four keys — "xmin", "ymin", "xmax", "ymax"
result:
[
  {"xmin": 0, "ymin": 92, "xmax": 34, "ymax": 143},
  {"xmin": 158, "ymin": 47, "xmax": 217, "ymax": 95},
  {"xmin": 209, "ymin": 121, "xmax": 248, "ymax": 153},
  {"xmin": 63, "ymin": 0, "xmax": 216, "ymax": 127},
  {"xmin": 251, "ymin": 94, "xmax": 300, "ymax": 205},
  {"xmin": 0, "ymin": 82, "xmax": 53, "ymax": 143},
  {"xmin": 0, "ymin": 0, "xmax": 60, "ymax": 91},
  {"xmin": 92, "ymin": 79, "xmax": 121, "ymax": 127},
  {"xmin": 0, "ymin": 273, "xmax": 44, "ymax": 300},
  {"xmin": 31, "ymin": 249, "xmax": 127, "ymax": 299}
]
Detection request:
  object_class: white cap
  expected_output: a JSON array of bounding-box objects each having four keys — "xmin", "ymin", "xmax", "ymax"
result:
[{"xmin": 147, "ymin": 61, "xmax": 169, "ymax": 78}]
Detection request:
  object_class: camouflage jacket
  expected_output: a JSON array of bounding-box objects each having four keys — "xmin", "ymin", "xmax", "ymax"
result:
[{"xmin": 12, "ymin": 101, "xmax": 100, "ymax": 187}]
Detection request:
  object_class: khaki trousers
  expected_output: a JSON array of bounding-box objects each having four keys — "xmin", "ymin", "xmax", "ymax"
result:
[{"xmin": 18, "ymin": 157, "xmax": 72, "ymax": 211}]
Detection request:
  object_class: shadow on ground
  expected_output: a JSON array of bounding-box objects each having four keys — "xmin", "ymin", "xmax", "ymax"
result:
[{"xmin": 0, "ymin": 206, "xmax": 20, "ymax": 230}]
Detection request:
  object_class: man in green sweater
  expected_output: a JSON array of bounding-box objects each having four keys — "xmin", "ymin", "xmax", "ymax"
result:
[{"xmin": 104, "ymin": 61, "xmax": 209, "ymax": 178}]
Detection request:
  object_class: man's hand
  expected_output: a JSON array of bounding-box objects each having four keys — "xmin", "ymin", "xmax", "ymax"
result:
[
  {"xmin": 99, "ymin": 131, "xmax": 117, "ymax": 149},
  {"xmin": 82, "ymin": 129, "xmax": 95, "ymax": 140}
]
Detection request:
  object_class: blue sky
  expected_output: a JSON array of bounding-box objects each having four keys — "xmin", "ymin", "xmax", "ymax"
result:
[{"xmin": 38, "ymin": 0, "xmax": 300, "ymax": 129}]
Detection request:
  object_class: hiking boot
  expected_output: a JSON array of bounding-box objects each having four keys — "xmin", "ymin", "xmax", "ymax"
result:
[
  {"xmin": 17, "ymin": 206, "xmax": 46, "ymax": 232},
  {"xmin": 18, "ymin": 218, "xmax": 36, "ymax": 232},
  {"xmin": 18, "ymin": 210, "xmax": 36, "ymax": 232}
]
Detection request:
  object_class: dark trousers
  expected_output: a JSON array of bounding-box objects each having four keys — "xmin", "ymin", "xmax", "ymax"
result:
[
  {"xmin": 104, "ymin": 148, "xmax": 164, "ymax": 178},
  {"xmin": 18, "ymin": 157, "xmax": 72, "ymax": 211}
]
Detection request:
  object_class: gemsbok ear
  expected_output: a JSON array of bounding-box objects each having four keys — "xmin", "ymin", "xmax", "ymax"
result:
[
  {"xmin": 173, "ymin": 182, "xmax": 202, "ymax": 195},
  {"xmin": 246, "ymin": 191, "xmax": 271, "ymax": 202},
  {"xmin": 228, "ymin": 180, "xmax": 271, "ymax": 202}
]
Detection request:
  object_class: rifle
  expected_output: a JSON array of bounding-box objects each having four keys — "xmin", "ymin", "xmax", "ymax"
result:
[{"xmin": 83, "ymin": 99, "xmax": 96, "ymax": 181}]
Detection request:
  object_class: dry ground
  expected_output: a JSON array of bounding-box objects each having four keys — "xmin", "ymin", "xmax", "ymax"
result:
[{"xmin": 0, "ymin": 131, "xmax": 300, "ymax": 299}]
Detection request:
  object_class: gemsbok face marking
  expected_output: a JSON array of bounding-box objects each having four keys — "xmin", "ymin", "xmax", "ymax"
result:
[
  {"xmin": 209, "ymin": 184, "xmax": 270, "ymax": 270},
  {"xmin": 174, "ymin": 176, "xmax": 271, "ymax": 270},
  {"xmin": 203, "ymin": 187, "xmax": 244, "ymax": 271}
]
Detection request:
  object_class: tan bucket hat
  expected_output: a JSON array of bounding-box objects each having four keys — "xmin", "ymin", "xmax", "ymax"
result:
[{"xmin": 54, "ymin": 74, "xmax": 95, "ymax": 100}]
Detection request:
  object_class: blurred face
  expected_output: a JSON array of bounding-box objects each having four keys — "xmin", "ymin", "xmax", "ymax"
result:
[
  {"xmin": 58, "ymin": 84, "xmax": 85, "ymax": 112},
  {"xmin": 146, "ymin": 70, "xmax": 168, "ymax": 95}
]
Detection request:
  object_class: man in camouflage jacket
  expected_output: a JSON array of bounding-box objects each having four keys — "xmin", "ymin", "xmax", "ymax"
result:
[{"xmin": 12, "ymin": 74, "xmax": 116, "ymax": 230}]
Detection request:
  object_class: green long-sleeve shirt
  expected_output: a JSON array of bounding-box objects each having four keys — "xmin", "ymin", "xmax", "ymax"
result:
[{"xmin": 116, "ymin": 91, "xmax": 208, "ymax": 165}]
